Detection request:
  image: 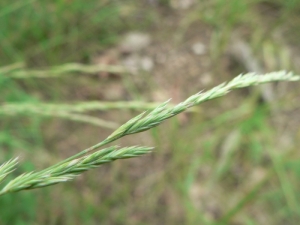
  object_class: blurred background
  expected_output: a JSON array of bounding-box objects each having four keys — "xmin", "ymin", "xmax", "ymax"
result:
[{"xmin": 0, "ymin": 0, "xmax": 300, "ymax": 224}]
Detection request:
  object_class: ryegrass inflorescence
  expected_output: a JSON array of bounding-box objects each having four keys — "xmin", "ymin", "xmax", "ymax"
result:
[{"xmin": 0, "ymin": 71, "xmax": 299, "ymax": 196}]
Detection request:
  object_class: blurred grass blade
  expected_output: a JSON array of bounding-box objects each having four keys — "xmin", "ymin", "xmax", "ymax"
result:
[
  {"xmin": 0, "ymin": 62, "xmax": 25, "ymax": 74},
  {"xmin": 0, "ymin": 101, "xmax": 183, "ymax": 113},
  {"xmin": 3, "ymin": 63, "xmax": 128, "ymax": 78}
]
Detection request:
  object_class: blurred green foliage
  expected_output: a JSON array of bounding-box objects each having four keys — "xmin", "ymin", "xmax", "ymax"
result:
[{"xmin": 0, "ymin": 0, "xmax": 126, "ymax": 65}]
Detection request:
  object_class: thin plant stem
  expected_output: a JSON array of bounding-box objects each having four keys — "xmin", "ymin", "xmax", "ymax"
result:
[{"xmin": 44, "ymin": 71, "xmax": 300, "ymax": 171}]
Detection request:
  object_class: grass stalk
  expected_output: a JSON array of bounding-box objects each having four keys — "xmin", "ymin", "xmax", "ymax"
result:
[
  {"xmin": 0, "ymin": 71, "xmax": 299, "ymax": 195},
  {"xmin": 53, "ymin": 71, "xmax": 299, "ymax": 166},
  {"xmin": 0, "ymin": 146, "xmax": 152, "ymax": 196}
]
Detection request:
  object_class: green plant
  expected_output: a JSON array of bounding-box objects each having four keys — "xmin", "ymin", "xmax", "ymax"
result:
[{"xmin": 0, "ymin": 71, "xmax": 299, "ymax": 196}]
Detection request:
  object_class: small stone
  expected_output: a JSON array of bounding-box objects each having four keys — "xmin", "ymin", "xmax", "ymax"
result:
[
  {"xmin": 192, "ymin": 42, "xmax": 206, "ymax": 55},
  {"xmin": 171, "ymin": 0, "xmax": 195, "ymax": 9},
  {"xmin": 122, "ymin": 55, "xmax": 154, "ymax": 74},
  {"xmin": 200, "ymin": 73, "xmax": 213, "ymax": 85},
  {"xmin": 140, "ymin": 56, "xmax": 154, "ymax": 72},
  {"xmin": 120, "ymin": 32, "xmax": 151, "ymax": 53},
  {"xmin": 122, "ymin": 55, "xmax": 139, "ymax": 74}
]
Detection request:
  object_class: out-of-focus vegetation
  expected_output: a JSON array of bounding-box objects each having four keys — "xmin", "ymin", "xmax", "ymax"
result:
[{"xmin": 1, "ymin": 0, "xmax": 300, "ymax": 224}]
